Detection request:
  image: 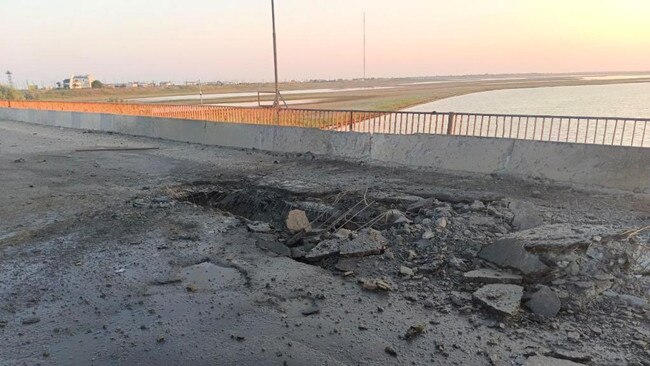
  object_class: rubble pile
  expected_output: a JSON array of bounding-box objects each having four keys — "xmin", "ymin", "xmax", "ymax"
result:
[
  {"xmin": 175, "ymin": 183, "xmax": 649, "ymax": 364},
  {"xmin": 241, "ymin": 191, "xmax": 648, "ymax": 325}
]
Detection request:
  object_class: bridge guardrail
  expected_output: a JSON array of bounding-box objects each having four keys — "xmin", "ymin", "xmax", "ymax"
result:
[{"xmin": 1, "ymin": 100, "xmax": 647, "ymax": 147}]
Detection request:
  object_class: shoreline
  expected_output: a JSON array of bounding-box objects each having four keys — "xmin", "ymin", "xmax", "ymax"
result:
[
  {"xmin": 402, "ymin": 81, "xmax": 650, "ymax": 119},
  {"xmin": 28, "ymin": 74, "xmax": 650, "ymax": 112}
]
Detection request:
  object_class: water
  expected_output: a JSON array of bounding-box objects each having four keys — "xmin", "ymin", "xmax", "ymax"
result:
[
  {"xmin": 405, "ymin": 82, "xmax": 650, "ymax": 119},
  {"xmin": 398, "ymin": 76, "xmax": 530, "ymax": 86},
  {"xmin": 346, "ymin": 83, "xmax": 650, "ymax": 146}
]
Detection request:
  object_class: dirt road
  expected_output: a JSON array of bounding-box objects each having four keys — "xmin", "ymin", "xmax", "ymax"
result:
[{"xmin": 0, "ymin": 120, "xmax": 648, "ymax": 365}]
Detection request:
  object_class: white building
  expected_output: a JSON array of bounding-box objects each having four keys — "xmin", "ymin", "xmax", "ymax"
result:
[{"xmin": 63, "ymin": 74, "xmax": 94, "ymax": 89}]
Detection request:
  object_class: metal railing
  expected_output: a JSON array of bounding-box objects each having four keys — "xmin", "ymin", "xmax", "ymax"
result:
[
  {"xmin": 343, "ymin": 111, "xmax": 649, "ymax": 147},
  {"xmin": 1, "ymin": 100, "xmax": 648, "ymax": 147}
]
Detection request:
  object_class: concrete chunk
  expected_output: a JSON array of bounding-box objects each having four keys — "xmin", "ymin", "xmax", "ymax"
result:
[
  {"xmin": 549, "ymin": 349, "xmax": 591, "ymax": 363},
  {"xmin": 306, "ymin": 228, "xmax": 387, "ymax": 260},
  {"xmin": 384, "ymin": 209, "xmax": 412, "ymax": 225},
  {"xmin": 286, "ymin": 209, "xmax": 312, "ymax": 233},
  {"xmin": 524, "ymin": 355, "xmax": 585, "ymax": 366},
  {"xmin": 478, "ymin": 238, "xmax": 549, "ymax": 276},
  {"xmin": 399, "ymin": 266, "xmax": 415, "ymax": 276},
  {"xmin": 616, "ymin": 293, "xmax": 648, "ymax": 309},
  {"xmin": 305, "ymin": 239, "xmax": 340, "ymax": 261},
  {"xmin": 339, "ymin": 228, "xmax": 387, "ymax": 258},
  {"xmin": 525, "ymin": 285, "xmax": 561, "ymax": 317},
  {"xmin": 406, "ymin": 197, "xmax": 436, "ymax": 212},
  {"xmin": 505, "ymin": 223, "xmax": 610, "ymax": 252},
  {"xmin": 469, "ymin": 200, "xmax": 486, "ymax": 211},
  {"xmin": 435, "ymin": 217, "xmax": 447, "ymax": 229},
  {"xmin": 463, "ymin": 269, "xmax": 523, "ymax": 284},
  {"xmin": 473, "ymin": 284, "xmax": 523, "ymax": 317},
  {"xmin": 333, "ymin": 228, "xmax": 352, "ymax": 239},
  {"xmin": 256, "ymin": 239, "xmax": 290, "ymax": 257},
  {"xmin": 334, "ymin": 258, "xmax": 357, "ymax": 272},
  {"xmin": 509, "ymin": 200, "xmax": 543, "ymax": 231},
  {"xmin": 247, "ymin": 222, "xmax": 273, "ymax": 233}
]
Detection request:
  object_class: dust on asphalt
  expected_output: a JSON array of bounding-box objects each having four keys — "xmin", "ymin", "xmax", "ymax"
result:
[{"xmin": 0, "ymin": 120, "xmax": 648, "ymax": 365}]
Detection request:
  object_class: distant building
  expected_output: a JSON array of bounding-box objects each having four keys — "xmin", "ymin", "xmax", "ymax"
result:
[{"xmin": 63, "ymin": 74, "xmax": 94, "ymax": 89}]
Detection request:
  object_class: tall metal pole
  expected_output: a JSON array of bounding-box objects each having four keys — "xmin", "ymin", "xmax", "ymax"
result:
[
  {"xmin": 271, "ymin": 0, "xmax": 280, "ymax": 108},
  {"xmin": 363, "ymin": 12, "xmax": 366, "ymax": 80}
]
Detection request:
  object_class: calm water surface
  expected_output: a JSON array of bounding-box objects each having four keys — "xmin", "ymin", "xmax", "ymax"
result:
[
  {"xmin": 347, "ymin": 83, "xmax": 649, "ymax": 146},
  {"xmin": 406, "ymin": 82, "xmax": 650, "ymax": 118}
]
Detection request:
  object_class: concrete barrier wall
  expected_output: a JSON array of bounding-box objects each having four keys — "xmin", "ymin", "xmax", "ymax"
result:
[
  {"xmin": 371, "ymin": 134, "xmax": 516, "ymax": 174},
  {"xmin": 506, "ymin": 141, "xmax": 650, "ymax": 191},
  {"xmin": 1, "ymin": 108, "xmax": 648, "ymax": 192}
]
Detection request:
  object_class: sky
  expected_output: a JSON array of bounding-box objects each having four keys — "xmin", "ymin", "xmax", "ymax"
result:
[{"xmin": 1, "ymin": 0, "xmax": 650, "ymax": 85}]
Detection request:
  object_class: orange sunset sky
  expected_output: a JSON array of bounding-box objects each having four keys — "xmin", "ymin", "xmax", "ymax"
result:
[{"xmin": 1, "ymin": 0, "xmax": 649, "ymax": 84}]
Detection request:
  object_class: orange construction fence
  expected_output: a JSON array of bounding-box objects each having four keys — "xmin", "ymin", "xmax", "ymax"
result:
[{"xmin": 0, "ymin": 100, "xmax": 379, "ymax": 129}]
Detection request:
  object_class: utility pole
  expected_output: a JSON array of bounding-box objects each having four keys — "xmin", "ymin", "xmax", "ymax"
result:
[
  {"xmin": 271, "ymin": 0, "xmax": 280, "ymax": 108},
  {"xmin": 363, "ymin": 12, "xmax": 366, "ymax": 80}
]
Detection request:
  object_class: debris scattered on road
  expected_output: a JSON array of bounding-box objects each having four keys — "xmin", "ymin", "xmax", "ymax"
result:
[
  {"xmin": 3, "ymin": 121, "xmax": 649, "ymax": 365},
  {"xmin": 21, "ymin": 317, "xmax": 41, "ymax": 325},
  {"xmin": 435, "ymin": 217, "xmax": 447, "ymax": 229},
  {"xmin": 340, "ymin": 228, "xmax": 387, "ymax": 258},
  {"xmin": 509, "ymin": 200, "xmax": 543, "ymax": 231},
  {"xmin": 463, "ymin": 269, "xmax": 523, "ymax": 284},
  {"xmin": 524, "ymin": 355, "xmax": 585, "ymax": 366},
  {"xmin": 286, "ymin": 209, "xmax": 312, "ymax": 233},
  {"xmin": 359, "ymin": 278, "xmax": 392, "ymax": 292},
  {"xmin": 549, "ymin": 349, "xmax": 592, "ymax": 363},
  {"xmin": 152, "ymin": 277, "xmax": 182, "ymax": 286},
  {"xmin": 333, "ymin": 228, "xmax": 352, "ymax": 239},
  {"xmin": 384, "ymin": 346, "xmax": 397, "ymax": 357},
  {"xmin": 478, "ymin": 238, "xmax": 549, "ymax": 276},
  {"xmin": 399, "ymin": 266, "xmax": 415, "ymax": 276},
  {"xmin": 506, "ymin": 223, "xmax": 609, "ymax": 252},
  {"xmin": 525, "ymin": 285, "xmax": 561, "ymax": 317},
  {"xmin": 422, "ymin": 230, "xmax": 435, "ymax": 239},
  {"xmin": 305, "ymin": 239, "xmax": 340, "ymax": 261},
  {"xmin": 384, "ymin": 209, "xmax": 412, "ymax": 225},
  {"xmin": 473, "ymin": 284, "xmax": 523, "ymax": 317},
  {"xmin": 403, "ymin": 324, "xmax": 426, "ymax": 340},
  {"xmin": 247, "ymin": 222, "xmax": 274, "ymax": 233}
]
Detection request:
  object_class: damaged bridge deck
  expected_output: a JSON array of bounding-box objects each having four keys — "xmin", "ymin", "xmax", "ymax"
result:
[{"xmin": 0, "ymin": 119, "xmax": 648, "ymax": 365}]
